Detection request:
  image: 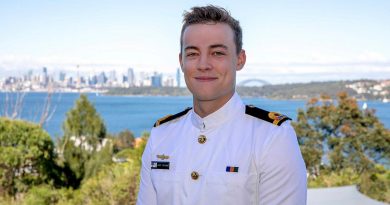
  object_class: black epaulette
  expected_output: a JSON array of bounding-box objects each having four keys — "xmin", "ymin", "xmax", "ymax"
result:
[
  {"xmin": 245, "ymin": 105, "xmax": 291, "ymax": 126},
  {"xmin": 153, "ymin": 107, "xmax": 192, "ymax": 127}
]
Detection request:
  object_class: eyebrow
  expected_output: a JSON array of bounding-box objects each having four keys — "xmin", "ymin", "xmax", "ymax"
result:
[
  {"xmin": 210, "ymin": 44, "xmax": 228, "ymax": 50},
  {"xmin": 184, "ymin": 44, "xmax": 228, "ymax": 51},
  {"xmin": 184, "ymin": 46, "xmax": 198, "ymax": 51}
]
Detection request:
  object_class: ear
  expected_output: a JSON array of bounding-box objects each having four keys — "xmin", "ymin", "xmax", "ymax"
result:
[
  {"xmin": 236, "ymin": 49, "xmax": 246, "ymax": 71},
  {"xmin": 179, "ymin": 52, "xmax": 184, "ymax": 72}
]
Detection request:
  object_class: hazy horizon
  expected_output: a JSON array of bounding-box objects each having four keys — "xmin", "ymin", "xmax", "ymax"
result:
[{"xmin": 1, "ymin": 0, "xmax": 389, "ymax": 84}]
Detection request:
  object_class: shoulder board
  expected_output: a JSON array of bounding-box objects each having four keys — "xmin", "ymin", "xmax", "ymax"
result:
[
  {"xmin": 153, "ymin": 107, "xmax": 192, "ymax": 127},
  {"xmin": 245, "ymin": 105, "xmax": 291, "ymax": 126}
]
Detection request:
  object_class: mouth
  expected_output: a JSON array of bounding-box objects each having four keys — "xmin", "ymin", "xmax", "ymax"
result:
[{"xmin": 194, "ymin": 76, "xmax": 218, "ymax": 82}]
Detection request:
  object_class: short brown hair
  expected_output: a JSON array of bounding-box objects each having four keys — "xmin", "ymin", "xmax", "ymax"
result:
[{"xmin": 180, "ymin": 5, "xmax": 243, "ymax": 54}]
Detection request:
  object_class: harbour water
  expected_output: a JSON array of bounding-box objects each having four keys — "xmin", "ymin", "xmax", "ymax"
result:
[{"xmin": 0, "ymin": 92, "xmax": 389, "ymax": 138}]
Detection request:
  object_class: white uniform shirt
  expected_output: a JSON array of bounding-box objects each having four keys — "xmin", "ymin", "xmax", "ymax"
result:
[{"xmin": 137, "ymin": 93, "xmax": 307, "ymax": 205}]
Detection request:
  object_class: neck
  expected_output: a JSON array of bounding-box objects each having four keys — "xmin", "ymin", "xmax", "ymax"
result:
[{"xmin": 193, "ymin": 92, "xmax": 235, "ymax": 118}]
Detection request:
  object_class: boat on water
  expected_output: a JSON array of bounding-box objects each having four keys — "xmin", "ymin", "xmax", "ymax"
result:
[
  {"xmin": 383, "ymin": 98, "xmax": 389, "ymax": 103},
  {"xmin": 362, "ymin": 102, "xmax": 368, "ymax": 110}
]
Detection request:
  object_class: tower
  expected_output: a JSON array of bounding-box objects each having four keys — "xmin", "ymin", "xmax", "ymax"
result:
[
  {"xmin": 128, "ymin": 68, "xmax": 135, "ymax": 86},
  {"xmin": 176, "ymin": 67, "xmax": 181, "ymax": 87}
]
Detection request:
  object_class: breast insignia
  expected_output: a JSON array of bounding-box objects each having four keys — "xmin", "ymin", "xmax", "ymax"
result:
[
  {"xmin": 156, "ymin": 154, "xmax": 169, "ymax": 160},
  {"xmin": 153, "ymin": 107, "xmax": 192, "ymax": 127},
  {"xmin": 245, "ymin": 105, "xmax": 291, "ymax": 126}
]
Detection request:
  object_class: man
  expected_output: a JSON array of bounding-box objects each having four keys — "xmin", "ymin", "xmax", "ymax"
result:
[{"xmin": 137, "ymin": 5, "xmax": 307, "ymax": 205}]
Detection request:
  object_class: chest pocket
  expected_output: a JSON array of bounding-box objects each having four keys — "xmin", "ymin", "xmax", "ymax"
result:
[
  {"xmin": 151, "ymin": 170, "xmax": 181, "ymax": 182},
  {"xmin": 151, "ymin": 171, "xmax": 185, "ymax": 205},
  {"xmin": 203, "ymin": 172, "xmax": 258, "ymax": 205}
]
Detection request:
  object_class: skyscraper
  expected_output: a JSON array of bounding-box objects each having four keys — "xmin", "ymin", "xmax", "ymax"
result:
[
  {"xmin": 128, "ymin": 68, "xmax": 135, "ymax": 86},
  {"xmin": 59, "ymin": 72, "xmax": 66, "ymax": 82},
  {"xmin": 27, "ymin": 70, "xmax": 33, "ymax": 81},
  {"xmin": 151, "ymin": 72, "xmax": 162, "ymax": 87},
  {"xmin": 108, "ymin": 70, "xmax": 117, "ymax": 83},
  {"xmin": 97, "ymin": 72, "xmax": 107, "ymax": 85},
  {"xmin": 41, "ymin": 67, "xmax": 48, "ymax": 87},
  {"xmin": 176, "ymin": 67, "xmax": 181, "ymax": 87}
]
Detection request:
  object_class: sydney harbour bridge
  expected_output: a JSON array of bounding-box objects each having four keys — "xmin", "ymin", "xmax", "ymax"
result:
[{"xmin": 237, "ymin": 78, "xmax": 271, "ymax": 87}]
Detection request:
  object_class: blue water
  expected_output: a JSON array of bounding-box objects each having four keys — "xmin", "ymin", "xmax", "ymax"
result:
[{"xmin": 0, "ymin": 92, "xmax": 389, "ymax": 138}]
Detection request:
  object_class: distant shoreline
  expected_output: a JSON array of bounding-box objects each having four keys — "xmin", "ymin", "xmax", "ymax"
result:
[{"xmin": 1, "ymin": 79, "xmax": 389, "ymax": 101}]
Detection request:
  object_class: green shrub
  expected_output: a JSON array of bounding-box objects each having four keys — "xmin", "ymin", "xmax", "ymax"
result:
[
  {"xmin": 0, "ymin": 118, "xmax": 59, "ymax": 197},
  {"xmin": 359, "ymin": 166, "xmax": 390, "ymax": 203},
  {"xmin": 308, "ymin": 168, "xmax": 360, "ymax": 188},
  {"xmin": 22, "ymin": 185, "xmax": 74, "ymax": 205}
]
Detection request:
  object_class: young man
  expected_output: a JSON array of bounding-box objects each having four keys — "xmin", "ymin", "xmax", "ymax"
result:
[{"xmin": 137, "ymin": 5, "xmax": 307, "ymax": 205}]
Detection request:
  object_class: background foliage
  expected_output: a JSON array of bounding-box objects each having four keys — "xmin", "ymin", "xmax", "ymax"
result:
[
  {"xmin": 292, "ymin": 92, "xmax": 390, "ymax": 202},
  {"xmin": 1, "ymin": 92, "xmax": 388, "ymax": 204},
  {"xmin": 0, "ymin": 118, "xmax": 60, "ymax": 198}
]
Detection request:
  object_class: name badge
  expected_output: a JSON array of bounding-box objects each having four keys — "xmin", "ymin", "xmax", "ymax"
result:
[{"xmin": 151, "ymin": 161, "xmax": 170, "ymax": 170}]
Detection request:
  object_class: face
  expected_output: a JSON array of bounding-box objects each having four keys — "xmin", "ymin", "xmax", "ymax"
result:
[{"xmin": 179, "ymin": 23, "xmax": 246, "ymax": 107}]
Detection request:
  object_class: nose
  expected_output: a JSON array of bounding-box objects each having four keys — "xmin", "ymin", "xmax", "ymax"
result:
[{"xmin": 197, "ymin": 54, "xmax": 211, "ymax": 71}]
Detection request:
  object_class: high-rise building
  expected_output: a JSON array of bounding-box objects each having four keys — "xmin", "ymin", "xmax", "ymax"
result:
[
  {"xmin": 59, "ymin": 72, "xmax": 66, "ymax": 82},
  {"xmin": 151, "ymin": 72, "xmax": 162, "ymax": 87},
  {"xmin": 108, "ymin": 70, "xmax": 116, "ymax": 83},
  {"xmin": 76, "ymin": 65, "xmax": 81, "ymax": 87},
  {"xmin": 41, "ymin": 67, "xmax": 48, "ymax": 87},
  {"xmin": 176, "ymin": 67, "xmax": 181, "ymax": 87},
  {"xmin": 97, "ymin": 72, "xmax": 107, "ymax": 85},
  {"xmin": 67, "ymin": 76, "xmax": 74, "ymax": 87},
  {"xmin": 164, "ymin": 76, "xmax": 175, "ymax": 87},
  {"xmin": 90, "ymin": 75, "xmax": 98, "ymax": 85},
  {"xmin": 122, "ymin": 75, "xmax": 128, "ymax": 84},
  {"xmin": 128, "ymin": 68, "xmax": 135, "ymax": 86},
  {"xmin": 27, "ymin": 70, "xmax": 33, "ymax": 81},
  {"xmin": 139, "ymin": 72, "xmax": 151, "ymax": 87}
]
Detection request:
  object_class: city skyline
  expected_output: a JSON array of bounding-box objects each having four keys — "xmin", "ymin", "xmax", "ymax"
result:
[
  {"xmin": 1, "ymin": 0, "xmax": 389, "ymax": 84},
  {"xmin": 0, "ymin": 66, "xmax": 183, "ymax": 92}
]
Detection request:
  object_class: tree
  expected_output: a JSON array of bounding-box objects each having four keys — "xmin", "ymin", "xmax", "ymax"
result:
[
  {"xmin": 59, "ymin": 94, "xmax": 107, "ymax": 188},
  {"xmin": 62, "ymin": 94, "xmax": 106, "ymax": 146},
  {"xmin": 0, "ymin": 118, "xmax": 58, "ymax": 197},
  {"xmin": 113, "ymin": 129, "xmax": 135, "ymax": 153},
  {"xmin": 293, "ymin": 92, "xmax": 390, "ymax": 178}
]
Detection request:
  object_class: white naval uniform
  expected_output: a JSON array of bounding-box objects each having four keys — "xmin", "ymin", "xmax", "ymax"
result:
[{"xmin": 137, "ymin": 93, "xmax": 307, "ymax": 205}]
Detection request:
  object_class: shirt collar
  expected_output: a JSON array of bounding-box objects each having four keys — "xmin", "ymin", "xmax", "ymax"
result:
[{"xmin": 190, "ymin": 92, "xmax": 245, "ymax": 130}]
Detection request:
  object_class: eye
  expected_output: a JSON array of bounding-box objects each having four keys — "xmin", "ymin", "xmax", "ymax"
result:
[
  {"xmin": 212, "ymin": 51, "xmax": 226, "ymax": 56},
  {"xmin": 186, "ymin": 52, "xmax": 198, "ymax": 57}
]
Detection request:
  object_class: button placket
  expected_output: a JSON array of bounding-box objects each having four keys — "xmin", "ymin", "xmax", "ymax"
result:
[{"xmin": 198, "ymin": 121, "xmax": 207, "ymax": 144}]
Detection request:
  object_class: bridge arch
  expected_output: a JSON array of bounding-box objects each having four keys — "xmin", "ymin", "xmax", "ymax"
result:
[{"xmin": 238, "ymin": 79, "xmax": 271, "ymax": 87}]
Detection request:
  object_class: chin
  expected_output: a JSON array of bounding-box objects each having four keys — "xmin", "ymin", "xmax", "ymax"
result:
[{"xmin": 192, "ymin": 92, "xmax": 218, "ymax": 102}]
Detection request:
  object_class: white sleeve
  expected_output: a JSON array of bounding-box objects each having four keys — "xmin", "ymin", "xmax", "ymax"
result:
[
  {"xmin": 136, "ymin": 134, "xmax": 157, "ymax": 205},
  {"xmin": 257, "ymin": 122, "xmax": 307, "ymax": 205}
]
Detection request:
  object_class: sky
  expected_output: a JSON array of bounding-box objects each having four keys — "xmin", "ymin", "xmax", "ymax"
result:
[{"xmin": 0, "ymin": 0, "xmax": 389, "ymax": 84}]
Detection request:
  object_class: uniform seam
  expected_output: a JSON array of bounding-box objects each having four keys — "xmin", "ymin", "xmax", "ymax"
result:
[{"xmin": 249, "ymin": 116, "xmax": 260, "ymax": 205}]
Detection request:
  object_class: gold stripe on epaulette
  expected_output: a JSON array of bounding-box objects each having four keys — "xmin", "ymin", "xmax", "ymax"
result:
[
  {"xmin": 155, "ymin": 115, "xmax": 172, "ymax": 127},
  {"xmin": 268, "ymin": 112, "xmax": 287, "ymax": 125}
]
